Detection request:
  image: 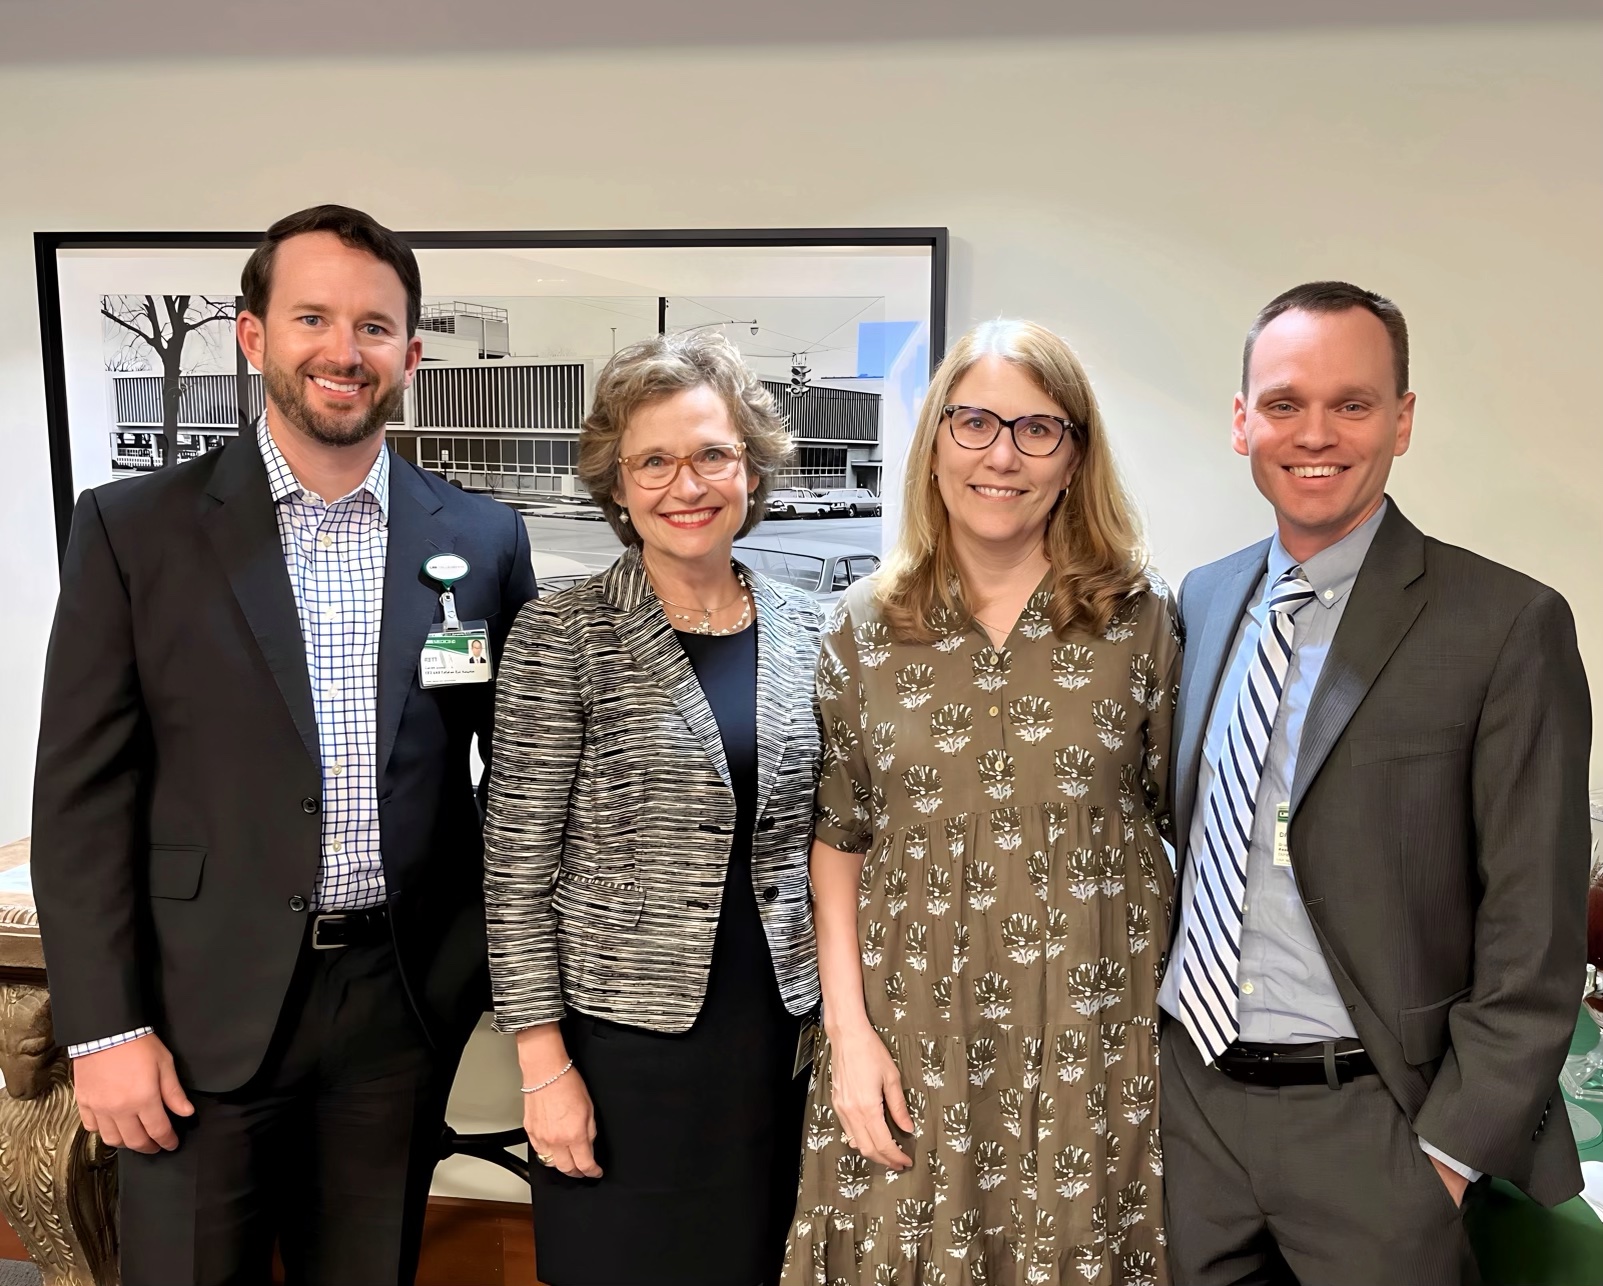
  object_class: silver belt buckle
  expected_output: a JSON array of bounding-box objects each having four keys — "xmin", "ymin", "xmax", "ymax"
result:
[{"xmin": 310, "ymin": 913, "xmax": 348, "ymax": 950}]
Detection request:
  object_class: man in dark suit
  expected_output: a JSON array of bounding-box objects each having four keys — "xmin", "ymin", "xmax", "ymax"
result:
[
  {"xmin": 1158, "ymin": 281, "xmax": 1591, "ymax": 1285},
  {"xmin": 32, "ymin": 204, "xmax": 537, "ymax": 1285}
]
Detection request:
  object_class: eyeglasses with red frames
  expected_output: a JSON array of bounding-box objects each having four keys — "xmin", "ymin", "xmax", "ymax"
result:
[
  {"xmin": 618, "ymin": 442, "xmax": 747, "ymax": 489},
  {"xmin": 942, "ymin": 404, "xmax": 1080, "ymax": 457}
]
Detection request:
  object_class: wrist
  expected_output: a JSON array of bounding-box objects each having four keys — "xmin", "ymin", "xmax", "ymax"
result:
[
  {"xmin": 824, "ymin": 1010, "xmax": 875, "ymax": 1042},
  {"xmin": 513, "ymin": 1021, "xmax": 570, "ymax": 1078}
]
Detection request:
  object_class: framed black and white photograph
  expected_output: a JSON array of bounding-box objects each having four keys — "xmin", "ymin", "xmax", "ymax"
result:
[{"xmin": 37, "ymin": 228, "xmax": 948, "ymax": 593}]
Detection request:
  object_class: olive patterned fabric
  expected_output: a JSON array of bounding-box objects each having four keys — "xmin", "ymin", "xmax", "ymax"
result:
[{"xmin": 783, "ymin": 574, "xmax": 1182, "ymax": 1286}]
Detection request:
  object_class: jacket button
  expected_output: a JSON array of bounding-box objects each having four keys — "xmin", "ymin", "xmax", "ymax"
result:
[
  {"xmin": 301, "ymin": 797, "xmax": 320, "ymax": 814},
  {"xmin": 762, "ymin": 886, "xmax": 779, "ymax": 902},
  {"xmin": 288, "ymin": 895, "xmax": 307, "ymax": 912}
]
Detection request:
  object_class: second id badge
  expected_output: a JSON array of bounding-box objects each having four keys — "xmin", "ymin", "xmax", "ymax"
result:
[
  {"xmin": 419, "ymin": 622, "xmax": 493, "ymax": 688},
  {"xmin": 1273, "ymin": 802, "xmax": 1292, "ymax": 867},
  {"xmin": 793, "ymin": 1016, "xmax": 821, "ymax": 1080}
]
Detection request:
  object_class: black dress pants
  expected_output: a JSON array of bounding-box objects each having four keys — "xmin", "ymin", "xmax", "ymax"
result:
[{"xmin": 118, "ymin": 933, "xmax": 466, "ymax": 1286}]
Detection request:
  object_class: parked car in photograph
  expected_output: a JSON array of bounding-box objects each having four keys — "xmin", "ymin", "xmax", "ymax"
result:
[
  {"xmin": 734, "ymin": 538, "xmax": 881, "ymax": 607},
  {"xmin": 815, "ymin": 488, "xmax": 883, "ymax": 518},
  {"xmin": 765, "ymin": 488, "xmax": 833, "ymax": 519},
  {"xmin": 530, "ymin": 550, "xmax": 601, "ymax": 595}
]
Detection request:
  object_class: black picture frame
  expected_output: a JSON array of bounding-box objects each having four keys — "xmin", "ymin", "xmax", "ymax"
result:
[{"xmin": 36, "ymin": 226, "xmax": 949, "ymax": 559}]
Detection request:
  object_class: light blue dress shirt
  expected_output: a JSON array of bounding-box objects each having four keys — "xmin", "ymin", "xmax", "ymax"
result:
[{"xmin": 1159, "ymin": 502, "xmax": 1479, "ymax": 1181}]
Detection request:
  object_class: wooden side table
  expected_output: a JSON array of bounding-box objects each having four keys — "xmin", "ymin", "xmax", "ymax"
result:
[{"xmin": 0, "ymin": 839, "xmax": 118, "ymax": 1285}]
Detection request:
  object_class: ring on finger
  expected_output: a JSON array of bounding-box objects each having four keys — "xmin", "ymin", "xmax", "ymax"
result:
[{"xmin": 535, "ymin": 1151, "xmax": 555, "ymax": 1165}]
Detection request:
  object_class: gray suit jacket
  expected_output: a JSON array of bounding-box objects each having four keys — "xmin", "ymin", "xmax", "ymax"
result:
[
  {"xmin": 483, "ymin": 545, "xmax": 824, "ymax": 1034},
  {"xmin": 1168, "ymin": 500, "xmax": 1591, "ymax": 1205}
]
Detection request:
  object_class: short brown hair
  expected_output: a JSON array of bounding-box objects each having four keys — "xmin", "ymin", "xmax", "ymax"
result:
[
  {"xmin": 241, "ymin": 204, "xmax": 421, "ymax": 337},
  {"xmin": 577, "ymin": 331, "xmax": 794, "ymax": 547},
  {"xmin": 1243, "ymin": 281, "xmax": 1409, "ymax": 396},
  {"xmin": 879, "ymin": 320, "xmax": 1149, "ymax": 643}
]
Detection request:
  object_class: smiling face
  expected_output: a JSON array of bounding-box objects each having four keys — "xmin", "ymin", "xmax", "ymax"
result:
[
  {"xmin": 1234, "ymin": 307, "xmax": 1414, "ymax": 561},
  {"xmin": 613, "ymin": 383, "xmax": 756, "ymax": 575},
  {"xmin": 237, "ymin": 230, "xmax": 422, "ymax": 448},
  {"xmin": 933, "ymin": 355, "xmax": 1079, "ymax": 561}
]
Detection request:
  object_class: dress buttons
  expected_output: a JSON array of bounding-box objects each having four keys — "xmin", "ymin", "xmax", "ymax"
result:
[
  {"xmin": 762, "ymin": 886, "xmax": 780, "ymax": 902},
  {"xmin": 288, "ymin": 895, "xmax": 308, "ymax": 912},
  {"xmin": 988, "ymin": 706, "xmax": 1000, "ymax": 717},
  {"xmin": 301, "ymin": 796, "xmax": 320, "ymax": 814},
  {"xmin": 1240, "ymin": 979, "xmax": 1255, "ymax": 994}
]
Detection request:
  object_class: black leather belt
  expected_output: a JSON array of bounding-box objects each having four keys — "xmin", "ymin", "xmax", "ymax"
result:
[
  {"xmin": 1214, "ymin": 1039, "xmax": 1375, "ymax": 1088},
  {"xmin": 309, "ymin": 906, "xmax": 390, "ymax": 950}
]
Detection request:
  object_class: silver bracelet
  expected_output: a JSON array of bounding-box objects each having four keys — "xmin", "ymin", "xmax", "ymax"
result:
[{"xmin": 520, "ymin": 1058, "xmax": 575, "ymax": 1094}]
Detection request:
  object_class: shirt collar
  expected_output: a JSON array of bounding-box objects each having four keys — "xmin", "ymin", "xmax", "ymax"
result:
[
  {"xmin": 1265, "ymin": 498, "xmax": 1388, "ymax": 612},
  {"xmin": 257, "ymin": 419, "xmax": 390, "ymax": 523}
]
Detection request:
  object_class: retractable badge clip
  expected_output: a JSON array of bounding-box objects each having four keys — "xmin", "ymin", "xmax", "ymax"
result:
[
  {"xmin": 418, "ymin": 554, "xmax": 492, "ymax": 688},
  {"xmin": 423, "ymin": 553, "xmax": 470, "ymax": 632}
]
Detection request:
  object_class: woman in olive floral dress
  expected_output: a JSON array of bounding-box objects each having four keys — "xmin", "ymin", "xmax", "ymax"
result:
[{"xmin": 783, "ymin": 321, "xmax": 1180, "ymax": 1286}]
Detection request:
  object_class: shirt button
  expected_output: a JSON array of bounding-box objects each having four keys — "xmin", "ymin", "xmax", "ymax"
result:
[
  {"xmin": 288, "ymin": 895, "xmax": 308, "ymax": 912},
  {"xmin": 988, "ymin": 706, "xmax": 1000, "ymax": 717},
  {"xmin": 329, "ymin": 839, "xmax": 343, "ymax": 854},
  {"xmin": 1323, "ymin": 589, "xmax": 1334, "ymax": 600},
  {"xmin": 330, "ymin": 762, "xmax": 344, "ymax": 777},
  {"xmin": 1240, "ymin": 980, "xmax": 1255, "ymax": 995},
  {"xmin": 318, "ymin": 533, "xmax": 333, "ymax": 549}
]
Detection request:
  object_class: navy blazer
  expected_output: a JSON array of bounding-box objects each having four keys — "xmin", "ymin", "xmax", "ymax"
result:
[{"xmin": 32, "ymin": 434, "xmax": 537, "ymax": 1092}]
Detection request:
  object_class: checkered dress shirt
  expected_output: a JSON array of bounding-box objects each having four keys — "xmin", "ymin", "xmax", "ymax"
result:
[{"xmin": 69, "ymin": 424, "xmax": 391, "ymax": 1059}]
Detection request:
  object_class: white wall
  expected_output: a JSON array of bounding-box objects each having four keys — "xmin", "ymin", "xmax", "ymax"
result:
[{"xmin": 2, "ymin": 21, "xmax": 1600, "ymax": 1196}]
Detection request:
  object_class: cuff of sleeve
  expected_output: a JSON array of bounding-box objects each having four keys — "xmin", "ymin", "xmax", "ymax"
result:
[
  {"xmin": 67, "ymin": 1027, "xmax": 154, "ymax": 1059},
  {"xmin": 1419, "ymin": 1137, "xmax": 1483, "ymax": 1183},
  {"xmin": 813, "ymin": 824, "xmax": 871, "ymax": 855}
]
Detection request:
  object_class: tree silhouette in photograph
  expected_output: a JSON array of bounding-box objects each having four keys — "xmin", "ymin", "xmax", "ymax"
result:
[{"xmin": 100, "ymin": 295, "xmax": 236, "ymax": 468}]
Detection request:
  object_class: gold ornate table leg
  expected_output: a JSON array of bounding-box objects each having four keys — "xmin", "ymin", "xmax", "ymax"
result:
[{"xmin": 0, "ymin": 983, "xmax": 118, "ymax": 1285}]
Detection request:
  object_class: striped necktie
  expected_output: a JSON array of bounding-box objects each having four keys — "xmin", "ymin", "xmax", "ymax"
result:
[{"xmin": 1177, "ymin": 566, "xmax": 1317, "ymax": 1063}]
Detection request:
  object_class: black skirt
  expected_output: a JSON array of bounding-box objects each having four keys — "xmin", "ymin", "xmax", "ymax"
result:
[{"xmin": 531, "ymin": 625, "xmax": 809, "ymax": 1286}]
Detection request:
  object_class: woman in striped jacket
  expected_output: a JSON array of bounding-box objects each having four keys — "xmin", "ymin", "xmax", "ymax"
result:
[{"xmin": 483, "ymin": 331, "xmax": 824, "ymax": 1286}]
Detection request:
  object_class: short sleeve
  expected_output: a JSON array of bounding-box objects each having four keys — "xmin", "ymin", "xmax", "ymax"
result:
[{"xmin": 813, "ymin": 598, "xmax": 875, "ymax": 854}]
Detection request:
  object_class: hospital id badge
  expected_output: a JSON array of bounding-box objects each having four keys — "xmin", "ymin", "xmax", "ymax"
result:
[
  {"xmin": 419, "ymin": 622, "xmax": 493, "ymax": 688},
  {"xmin": 793, "ymin": 1016, "xmax": 820, "ymax": 1080},
  {"xmin": 1273, "ymin": 802, "xmax": 1292, "ymax": 867}
]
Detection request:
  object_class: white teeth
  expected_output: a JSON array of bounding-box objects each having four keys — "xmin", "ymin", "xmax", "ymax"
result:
[
  {"xmin": 313, "ymin": 377, "xmax": 362, "ymax": 393},
  {"xmin": 664, "ymin": 512, "xmax": 715, "ymax": 524},
  {"xmin": 974, "ymin": 486, "xmax": 1023, "ymax": 498},
  {"xmin": 1289, "ymin": 465, "xmax": 1345, "ymax": 478}
]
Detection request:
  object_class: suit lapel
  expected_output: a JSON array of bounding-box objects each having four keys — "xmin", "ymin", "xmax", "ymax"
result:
[
  {"xmin": 1173, "ymin": 541, "xmax": 1269, "ymax": 849},
  {"xmin": 1290, "ymin": 502, "xmax": 1427, "ymax": 814},
  {"xmin": 200, "ymin": 436, "xmax": 319, "ymax": 766},
  {"xmin": 606, "ymin": 548, "xmax": 732, "ymax": 788},
  {"xmin": 376, "ymin": 455, "xmax": 451, "ymax": 783},
  {"xmin": 745, "ymin": 566, "xmax": 801, "ymax": 820}
]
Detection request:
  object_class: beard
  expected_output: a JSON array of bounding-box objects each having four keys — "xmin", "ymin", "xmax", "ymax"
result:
[{"xmin": 261, "ymin": 353, "xmax": 405, "ymax": 448}]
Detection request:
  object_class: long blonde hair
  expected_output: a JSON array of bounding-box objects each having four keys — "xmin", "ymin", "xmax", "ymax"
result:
[{"xmin": 879, "ymin": 320, "xmax": 1148, "ymax": 642}]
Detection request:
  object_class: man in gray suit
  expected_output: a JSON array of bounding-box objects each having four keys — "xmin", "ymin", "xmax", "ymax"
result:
[{"xmin": 1158, "ymin": 281, "xmax": 1591, "ymax": 1285}]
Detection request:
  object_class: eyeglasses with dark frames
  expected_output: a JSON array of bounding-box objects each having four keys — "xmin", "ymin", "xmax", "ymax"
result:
[
  {"xmin": 618, "ymin": 442, "xmax": 748, "ymax": 489},
  {"xmin": 941, "ymin": 404, "xmax": 1080, "ymax": 457}
]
